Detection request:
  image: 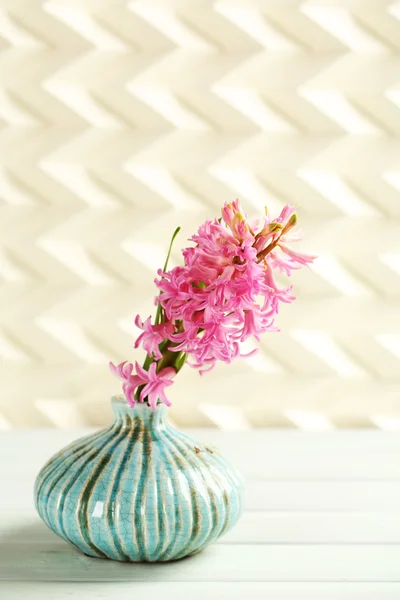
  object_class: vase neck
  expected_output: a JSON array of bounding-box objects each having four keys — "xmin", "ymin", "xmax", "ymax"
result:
[{"xmin": 111, "ymin": 396, "xmax": 168, "ymax": 430}]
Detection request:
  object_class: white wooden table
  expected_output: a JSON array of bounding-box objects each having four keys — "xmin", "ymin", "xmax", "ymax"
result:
[{"xmin": 1, "ymin": 430, "xmax": 400, "ymax": 599}]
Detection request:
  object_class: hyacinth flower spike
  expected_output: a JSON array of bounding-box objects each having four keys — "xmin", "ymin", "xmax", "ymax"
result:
[{"xmin": 111, "ymin": 201, "xmax": 316, "ymax": 408}]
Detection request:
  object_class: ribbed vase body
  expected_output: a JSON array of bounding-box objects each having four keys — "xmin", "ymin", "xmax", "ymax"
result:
[{"xmin": 34, "ymin": 397, "xmax": 245, "ymax": 562}]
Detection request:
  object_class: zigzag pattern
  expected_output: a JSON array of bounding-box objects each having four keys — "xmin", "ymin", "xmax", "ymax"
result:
[{"xmin": 1, "ymin": 0, "xmax": 400, "ymax": 429}]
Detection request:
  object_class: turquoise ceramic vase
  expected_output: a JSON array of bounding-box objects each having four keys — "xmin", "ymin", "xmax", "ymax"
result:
[{"xmin": 34, "ymin": 396, "xmax": 245, "ymax": 562}]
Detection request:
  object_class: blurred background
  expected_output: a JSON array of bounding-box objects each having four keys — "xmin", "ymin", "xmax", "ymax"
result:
[{"xmin": 1, "ymin": 0, "xmax": 400, "ymax": 430}]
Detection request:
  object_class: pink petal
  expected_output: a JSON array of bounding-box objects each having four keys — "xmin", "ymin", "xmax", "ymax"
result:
[
  {"xmin": 135, "ymin": 361, "xmax": 150, "ymax": 381},
  {"xmin": 109, "ymin": 361, "xmax": 118, "ymax": 376},
  {"xmin": 124, "ymin": 384, "xmax": 137, "ymax": 407},
  {"xmin": 139, "ymin": 383, "xmax": 149, "ymax": 403},
  {"xmin": 134, "ymin": 314, "xmax": 144, "ymax": 329},
  {"xmin": 158, "ymin": 367, "xmax": 176, "ymax": 381},
  {"xmin": 158, "ymin": 387, "xmax": 172, "ymax": 407},
  {"xmin": 147, "ymin": 362, "xmax": 157, "ymax": 380},
  {"xmin": 122, "ymin": 361, "xmax": 133, "ymax": 378}
]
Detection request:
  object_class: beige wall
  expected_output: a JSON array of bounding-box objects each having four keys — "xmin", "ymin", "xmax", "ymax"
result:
[{"xmin": 1, "ymin": 0, "xmax": 400, "ymax": 429}]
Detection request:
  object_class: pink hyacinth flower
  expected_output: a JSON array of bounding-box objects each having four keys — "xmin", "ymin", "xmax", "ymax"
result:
[
  {"xmin": 113, "ymin": 200, "xmax": 315, "ymax": 400},
  {"xmin": 221, "ymin": 199, "xmax": 254, "ymax": 243},
  {"xmin": 134, "ymin": 315, "xmax": 174, "ymax": 359},
  {"xmin": 109, "ymin": 360, "xmax": 176, "ymax": 409},
  {"xmin": 276, "ymin": 204, "xmax": 296, "ymax": 226},
  {"xmin": 135, "ymin": 362, "xmax": 175, "ymax": 410},
  {"xmin": 109, "ymin": 361, "xmax": 145, "ymax": 407}
]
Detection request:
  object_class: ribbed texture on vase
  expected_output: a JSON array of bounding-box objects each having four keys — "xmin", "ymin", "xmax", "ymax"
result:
[{"xmin": 34, "ymin": 397, "xmax": 245, "ymax": 562}]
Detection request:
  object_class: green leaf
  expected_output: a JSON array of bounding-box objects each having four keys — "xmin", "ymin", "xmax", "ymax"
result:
[
  {"xmin": 174, "ymin": 351, "xmax": 188, "ymax": 373},
  {"xmin": 163, "ymin": 226, "xmax": 181, "ymax": 272}
]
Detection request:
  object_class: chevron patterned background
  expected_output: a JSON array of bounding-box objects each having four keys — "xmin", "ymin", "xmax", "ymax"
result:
[{"xmin": 1, "ymin": 0, "xmax": 400, "ymax": 430}]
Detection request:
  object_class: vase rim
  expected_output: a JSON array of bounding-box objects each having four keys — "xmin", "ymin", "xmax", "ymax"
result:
[{"xmin": 111, "ymin": 394, "xmax": 128, "ymax": 406}]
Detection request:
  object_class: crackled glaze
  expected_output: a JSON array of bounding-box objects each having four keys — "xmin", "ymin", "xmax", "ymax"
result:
[{"xmin": 34, "ymin": 397, "xmax": 245, "ymax": 562}]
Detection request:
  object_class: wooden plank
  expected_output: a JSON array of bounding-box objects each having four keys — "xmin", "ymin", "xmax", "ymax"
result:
[
  {"xmin": 225, "ymin": 512, "xmax": 400, "ymax": 544},
  {"xmin": 1, "ymin": 543, "xmax": 400, "ymax": 582},
  {"xmin": 2, "ymin": 511, "xmax": 400, "ymax": 545},
  {"xmin": 2, "ymin": 582, "xmax": 400, "ymax": 600},
  {"xmin": 245, "ymin": 480, "xmax": 400, "ymax": 511}
]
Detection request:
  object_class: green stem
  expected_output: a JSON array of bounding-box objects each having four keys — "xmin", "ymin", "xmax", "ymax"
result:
[
  {"xmin": 256, "ymin": 215, "xmax": 297, "ymax": 263},
  {"xmin": 156, "ymin": 345, "xmax": 187, "ymax": 373},
  {"xmin": 155, "ymin": 226, "xmax": 181, "ymax": 325},
  {"xmin": 135, "ymin": 226, "xmax": 183, "ymax": 403}
]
